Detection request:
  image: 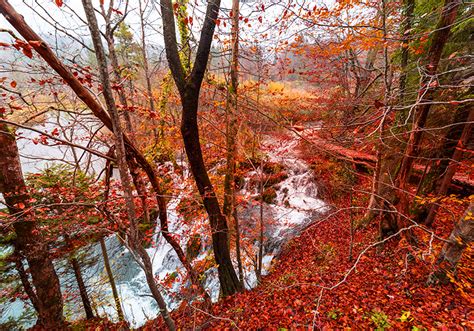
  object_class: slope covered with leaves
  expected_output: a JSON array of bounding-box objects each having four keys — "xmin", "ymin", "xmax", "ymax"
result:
[{"xmin": 136, "ymin": 161, "xmax": 472, "ymax": 330}]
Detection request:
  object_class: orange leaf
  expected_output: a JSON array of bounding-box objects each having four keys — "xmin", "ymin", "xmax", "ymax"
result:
[
  {"xmin": 55, "ymin": 0, "xmax": 63, "ymax": 6},
  {"xmin": 29, "ymin": 40, "xmax": 42, "ymax": 48},
  {"xmin": 10, "ymin": 81, "xmax": 17, "ymax": 88}
]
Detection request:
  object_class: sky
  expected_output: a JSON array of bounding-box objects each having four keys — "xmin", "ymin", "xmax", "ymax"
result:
[{"xmin": 0, "ymin": 0, "xmax": 328, "ymax": 55}]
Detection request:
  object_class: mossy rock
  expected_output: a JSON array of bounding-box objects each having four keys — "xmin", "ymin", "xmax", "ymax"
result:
[
  {"xmin": 262, "ymin": 161, "xmax": 284, "ymax": 175},
  {"xmin": 186, "ymin": 234, "xmax": 202, "ymax": 261},
  {"xmin": 257, "ymin": 187, "xmax": 277, "ymax": 204},
  {"xmin": 264, "ymin": 171, "xmax": 288, "ymax": 187}
]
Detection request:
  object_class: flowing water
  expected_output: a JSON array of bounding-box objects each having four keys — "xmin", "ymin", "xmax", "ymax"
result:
[{"xmin": 0, "ymin": 121, "xmax": 328, "ymax": 328}]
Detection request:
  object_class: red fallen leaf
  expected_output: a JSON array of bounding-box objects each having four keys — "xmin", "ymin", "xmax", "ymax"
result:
[
  {"xmin": 10, "ymin": 81, "xmax": 17, "ymax": 88},
  {"xmin": 17, "ymin": 202, "xmax": 25, "ymax": 209},
  {"xmin": 51, "ymin": 128, "xmax": 59, "ymax": 136},
  {"xmin": 258, "ymin": 16, "xmax": 263, "ymax": 23},
  {"xmin": 55, "ymin": 0, "xmax": 63, "ymax": 7},
  {"xmin": 244, "ymin": 17, "xmax": 249, "ymax": 23}
]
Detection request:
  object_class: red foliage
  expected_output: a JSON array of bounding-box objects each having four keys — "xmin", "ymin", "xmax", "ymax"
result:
[{"xmin": 136, "ymin": 177, "xmax": 471, "ymax": 330}]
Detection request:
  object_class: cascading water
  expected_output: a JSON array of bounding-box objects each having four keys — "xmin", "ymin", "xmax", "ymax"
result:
[{"xmin": 1, "ymin": 127, "xmax": 328, "ymax": 328}]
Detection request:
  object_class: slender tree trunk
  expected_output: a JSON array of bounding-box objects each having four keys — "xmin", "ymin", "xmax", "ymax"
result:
[
  {"xmin": 182, "ymin": 94, "xmax": 242, "ymax": 296},
  {"xmin": 70, "ymin": 255, "xmax": 94, "ymax": 319},
  {"xmin": 100, "ymin": 237, "xmax": 125, "ymax": 321},
  {"xmin": 81, "ymin": 1, "xmax": 175, "ymax": 328},
  {"xmin": 424, "ymin": 108, "xmax": 473, "ymax": 226},
  {"xmin": 423, "ymin": 104, "xmax": 471, "ymax": 194},
  {"xmin": 256, "ymin": 165, "xmax": 265, "ymax": 281},
  {"xmin": 64, "ymin": 234, "xmax": 94, "ymax": 319},
  {"xmin": 160, "ymin": 0, "xmax": 242, "ymax": 296},
  {"xmin": 136, "ymin": 244, "xmax": 175, "ymax": 329},
  {"xmin": 101, "ymin": 7, "xmax": 133, "ymax": 133},
  {"xmin": 0, "ymin": 122, "xmax": 64, "ymax": 329},
  {"xmin": 222, "ymin": 0, "xmax": 244, "ymax": 287},
  {"xmin": 233, "ymin": 207, "xmax": 244, "ymax": 287},
  {"xmin": 393, "ymin": 0, "xmax": 461, "ymax": 229},
  {"xmin": 14, "ymin": 255, "xmax": 40, "ymax": 313},
  {"xmin": 138, "ymin": 0, "xmax": 156, "ymax": 116},
  {"xmin": 365, "ymin": 0, "xmax": 391, "ymax": 222},
  {"xmin": 398, "ymin": 0, "xmax": 415, "ymax": 104}
]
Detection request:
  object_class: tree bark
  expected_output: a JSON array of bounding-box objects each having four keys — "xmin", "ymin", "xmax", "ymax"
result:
[
  {"xmin": 101, "ymin": 3, "xmax": 133, "ymax": 133},
  {"xmin": 100, "ymin": 237, "xmax": 125, "ymax": 321},
  {"xmin": 434, "ymin": 202, "xmax": 474, "ymax": 279},
  {"xmin": 222, "ymin": 0, "xmax": 244, "ymax": 287},
  {"xmin": 14, "ymin": 255, "xmax": 40, "ymax": 313},
  {"xmin": 0, "ymin": 122, "xmax": 64, "ymax": 329},
  {"xmin": 423, "ymin": 100, "xmax": 471, "ymax": 195},
  {"xmin": 424, "ymin": 108, "xmax": 473, "ymax": 226},
  {"xmin": 392, "ymin": 0, "xmax": 461, "ymax": 230},
  {"xmin": 398, "ymin": 0, "xmax": 415, "ymax": 104},
  {"xmin": 138, "ymin": 0, "xmax": 156, "ymax": 116},
  {"xmin": 364, "ymin": 0, "xmax": 391, "ymax": 222},
  {"xmin": 70, "ymin": 255, "xmax": 94, "ymax": 319}
]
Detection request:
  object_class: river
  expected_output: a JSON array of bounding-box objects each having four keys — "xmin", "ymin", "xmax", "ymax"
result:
[{"xmin": 0, "ymin": 115, "xmax": 327, "ymax": 328}]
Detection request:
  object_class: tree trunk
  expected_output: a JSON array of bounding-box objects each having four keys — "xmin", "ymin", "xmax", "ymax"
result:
[
  {"xmin": 256, "ymin": 164, "xmax": 265, "ymax": 281},
  {"xmin": 364, "ymin": 0, "xmax": 391, "ymax": 222},
  {"xmin": 100, "ymin": 237, "xmax": 124, "ymax": 321},
  {"xmin": 81, "ymin": 1, "xmax": 175, "ymax": 328},
  {"xmin": 70, "ymin": 255, "xmax": 94, "ymax": 319},
  {"xmin": 160, "ymin": 0, "xmax": 242, "ymax": 296},
  {"xmin": 14, "ymin": 255, "xmax": 40, "ymax": 314},
  {"xmin": 423, "ymin": 102, "xmax": 471, "ymax": 195},
  {"xmin": 0, "ymin": 122, "xmax": 64, "ymax": 329},
  {"xmin": 101, "ymin": 7, "xmax": 133, "ymax": 133},
  {"xmin": 138, "ymin": 0, "xmax": 156, "ymax": 117},
  {"xmin": 424, "ymin": 108, "xmax": 473, "ymax": 226},
  {"xmin": 398, "ymin": 0, "xmax": 415, "ymax": 104},
  {"xmin": 182, "ymin": 95, "xmax": 242, "ymax": 296},
  {"xmin": 222, "ymin": 0, "xmax": 244, "ymax": 287},
  {"xmin": 434, "ymin": 202, "xmax": 474, "ymax": 280},
  {"xmin": 393, "ymin": 0, "xmax": 461, "ymax": 229}
]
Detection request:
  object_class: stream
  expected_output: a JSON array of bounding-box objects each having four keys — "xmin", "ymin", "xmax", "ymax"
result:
[{"xmin": 0, "ymin": 117, "xmax": 328, "ymax": 328}]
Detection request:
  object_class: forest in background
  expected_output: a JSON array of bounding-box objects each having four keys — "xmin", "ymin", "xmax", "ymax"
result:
[{"xmin": 0, "ymin": 0, "xmax": 472, "ymax": 329}]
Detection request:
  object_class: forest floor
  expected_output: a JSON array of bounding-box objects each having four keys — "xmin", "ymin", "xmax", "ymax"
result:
[
  {"xmin": 135, "ymin": 144, "xmax": 472, "ymax": 330},
  {"xmin": 77, "ymin": 133, "xmax": 472, "ymax": 331}
]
